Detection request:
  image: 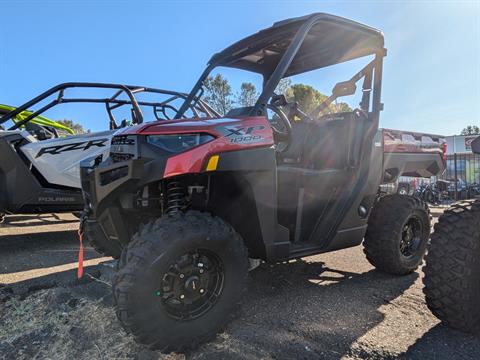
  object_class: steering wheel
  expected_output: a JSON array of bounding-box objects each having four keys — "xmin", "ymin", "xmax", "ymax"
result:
[{"xmin": 266, "ymin": 102, "xmax": 292, "ymax": 152}]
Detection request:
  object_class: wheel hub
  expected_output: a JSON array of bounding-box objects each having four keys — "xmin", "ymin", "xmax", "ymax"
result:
[
  {"xmin": 184, "ymin": 275, "xmax": 201, "ymax": 293},
  {"xmin": 400, "ymin": 216, "xmax": 423, "ymax": 258},
  {"xmin": 157, "ymin": 249, "xmax": 224, "ymax": 320}
]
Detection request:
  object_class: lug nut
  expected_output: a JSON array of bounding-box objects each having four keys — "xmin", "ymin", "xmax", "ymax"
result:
[{"xmin": 179, "ymin": 274, "xmax": 185, "ymax": 279}]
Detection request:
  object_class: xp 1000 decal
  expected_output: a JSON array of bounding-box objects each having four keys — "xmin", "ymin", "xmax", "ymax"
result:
[{"xmin": 223, "ymin": 125, "xmax": 266, "ymax": 144}]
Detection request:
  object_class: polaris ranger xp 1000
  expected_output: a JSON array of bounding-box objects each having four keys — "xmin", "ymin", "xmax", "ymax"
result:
[{"xmin": 81, "ymin": 13, "xmax": 444, "ymax": 350}]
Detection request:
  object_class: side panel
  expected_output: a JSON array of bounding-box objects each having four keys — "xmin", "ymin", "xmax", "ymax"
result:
[
  {"xmin": 215, "ymin": 148, "xmax": 290, "ymax": 261},
  {"xmin": 382, "ymin": 128, "xmax": 446, "ymax": 180},
  {"xmin": 0, "ymin": 133, "xmax": 83, "ymax": 213},
  {"xmin": 21, "ymin": 130, "xmax": 114, "ymax": 188},
  {"xmin": 383, "ymin": 152, "xmax": 444, "ymax": 180}
]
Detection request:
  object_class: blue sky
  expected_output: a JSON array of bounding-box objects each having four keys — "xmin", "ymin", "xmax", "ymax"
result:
[{"xmin": 1, "ymin": 0, "xmax": 479, "ymax": 135}]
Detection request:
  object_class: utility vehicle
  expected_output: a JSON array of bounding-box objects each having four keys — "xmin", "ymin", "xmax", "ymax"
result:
[
  {"xmin": 0, "ymin": 83, "xmax": 217, "ymax": 223},
  {"xmin": 80, "ymin": 13, "xmax": 445, "ymax": 350},
  {"xmin": 424, "ymin": 136, "xmax": 480, "ymax": 333}
]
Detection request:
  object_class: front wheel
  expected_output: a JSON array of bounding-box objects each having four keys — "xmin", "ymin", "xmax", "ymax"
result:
[
  {"xmin": 113, "ymin": 211, "xmax": 249, "ymax": 352},
  {"xmin": 363, "ymin": 194, "xmax": 430, "ymax": 275}
]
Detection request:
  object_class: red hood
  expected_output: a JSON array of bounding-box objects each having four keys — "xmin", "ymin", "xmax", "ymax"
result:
[{"xmin": 123, "ymin": 116, "xmax": 275, "ymax": 178}]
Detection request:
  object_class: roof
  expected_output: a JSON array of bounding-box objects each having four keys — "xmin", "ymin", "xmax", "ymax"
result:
[{"xmin": 209, "ymin": 13, "xmax": 385, "ymax": 77}]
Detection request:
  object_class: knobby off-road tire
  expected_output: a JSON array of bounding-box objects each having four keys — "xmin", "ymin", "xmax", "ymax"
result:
[
  {"xmin": 86, "ymin": 231, "xmax": 122, "ymax": 259},
  {"xmin": 423, "ymin": 200, "xmax": 480, "ymax": 333},
  {"xmin": 81, "ymin": 217, "xmax": 122, "ymax": 259},
  {"xmin": 363, "ymin": 194, "xmax": 430, "ymax": 275},
  {"xmin": 113, "ymin": 211, "xmax": 249, "ymax": 352}
]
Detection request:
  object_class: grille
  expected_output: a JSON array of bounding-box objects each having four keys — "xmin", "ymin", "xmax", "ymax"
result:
[{"xmin": 111, "ymin": 152, "xmax": 134, "ymax": 163}]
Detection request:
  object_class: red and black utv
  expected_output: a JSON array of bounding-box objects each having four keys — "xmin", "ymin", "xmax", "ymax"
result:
[{"xmin": 80, "ymin": 13, "xmax": 444, "ymax": 350}]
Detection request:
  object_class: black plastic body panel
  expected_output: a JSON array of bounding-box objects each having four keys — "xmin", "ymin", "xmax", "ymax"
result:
[
  {"xmin": 383, "ymin": 152, "xmax": 444, "ymax": 181},
  {"xmin": 81, "ymin": 142, "xmax": 291, "ymax": 262},
  {"xmin": 0, "ymin": 133, "xmax": 83, "ymax": 214}
]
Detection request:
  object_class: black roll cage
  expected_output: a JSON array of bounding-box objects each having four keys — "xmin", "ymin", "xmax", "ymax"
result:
[
  {"xmin": 0, "ymin": 82, "xmax": 219, "ymax": 132},
  {"xmin": 175, "ymin": 13, "xmax": 385, "ymax": 121}
]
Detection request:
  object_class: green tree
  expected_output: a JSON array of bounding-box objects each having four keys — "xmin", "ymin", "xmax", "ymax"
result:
[
  {"xmin": 236, "ymin": 82, "xmax": 258, "ymax": 107},
  {"xmin": 460, "ymin": 125, "xmax": 480, "ymax": 135},
  {"xmin": 285, "ymin": 83, "xmax": 351, "ymax": 115},
  {"xmin": 275, "ymin": 78, "xmax": 292, "ymax": 95},
  {"xmin": 203, "ymin": 74, "xmax": 233, "ymax": 115},
  {"xmin": 56, "ymin": 119, "xmax": 90, "ymax": 134}
]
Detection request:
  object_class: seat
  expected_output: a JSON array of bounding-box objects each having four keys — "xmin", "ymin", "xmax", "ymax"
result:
[{"xmin": 302, "ymin": 112, "xmax": 360, "ymax": 170}]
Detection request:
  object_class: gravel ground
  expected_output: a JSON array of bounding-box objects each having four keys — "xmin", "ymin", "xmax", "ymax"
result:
[{"xmin": 0, "ymin": 211, "xmax": 479, "ymax": 359}]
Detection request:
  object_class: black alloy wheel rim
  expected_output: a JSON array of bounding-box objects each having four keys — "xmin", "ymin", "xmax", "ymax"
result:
[
  {"xmin": 157, "ymin": 249, "xmax": 225, "ymax": 320},
  {"xmin": 400, "ymin": 216, "xmax": 423, "ymax": 258}
]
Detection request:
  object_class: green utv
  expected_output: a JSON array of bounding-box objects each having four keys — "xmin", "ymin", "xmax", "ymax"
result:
[
  {"xmin": 80, "ymin": 13, "xmax": 445, "ymax": 350},
  {"xmin": 424, "ymin": 136, "xmax": 480, "ymax": 333}
]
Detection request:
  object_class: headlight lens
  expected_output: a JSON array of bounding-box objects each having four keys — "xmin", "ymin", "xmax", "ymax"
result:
[{"xmin": 146, "ymin": 133, "xmax": 214, "ymax": 153}]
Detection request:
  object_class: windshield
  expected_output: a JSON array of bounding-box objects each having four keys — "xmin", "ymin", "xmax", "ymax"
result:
[
  {"xmin": 175, "ymin": 14, "xmax": 384, "ymax": 120},
  {"xmin": 196, "ymin": 67, "xmax": 263, "ymax": 117}
]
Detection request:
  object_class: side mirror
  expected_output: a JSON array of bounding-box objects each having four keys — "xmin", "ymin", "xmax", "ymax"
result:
[
  {"xmin": 471, "ymin": 136, "xmax": 480, "ymax": 154},
  {"xmin": 332, "ymin": 81, "xmax": 357, "ymax": 97}
]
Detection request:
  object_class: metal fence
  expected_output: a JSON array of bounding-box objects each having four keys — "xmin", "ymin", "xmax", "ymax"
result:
[
  {"xmin": 442, "ymin": 153, "xmax": 480, "ymax": 184},
  {"xmin": 396, "ymin": 153, "xmax": 480, "ymax": 201},
  {"xmin": 438, "ymin": 153, "xmax": 480, "ymax": 200}
]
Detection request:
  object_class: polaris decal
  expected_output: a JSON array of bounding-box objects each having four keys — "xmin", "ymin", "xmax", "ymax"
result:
[
  {"xmin": 38, "ymin": 196, "xmax": 76, "ymax": 202},
  {"xmin": 223, "ymin": 125, "xmax": 265, "ymax": 144},
  {"xmin": 36, "ymin": 139, "xmax": 108, "ymax": 158}
]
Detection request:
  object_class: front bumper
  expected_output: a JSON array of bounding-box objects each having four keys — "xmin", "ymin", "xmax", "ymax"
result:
[{"xmin": 80, "ymin": 152, "xmax": 169, "ymax": 248}]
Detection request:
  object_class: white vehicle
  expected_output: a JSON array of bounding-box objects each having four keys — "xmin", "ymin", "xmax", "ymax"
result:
[{"xmin": 0, "ymin": 82, "xmax": 218, "ymax": 221}]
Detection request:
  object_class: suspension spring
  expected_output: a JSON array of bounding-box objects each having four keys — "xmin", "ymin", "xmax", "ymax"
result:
[{"xmin": 165, "ymin": 180, "xmax": 185, "ymax": 214}]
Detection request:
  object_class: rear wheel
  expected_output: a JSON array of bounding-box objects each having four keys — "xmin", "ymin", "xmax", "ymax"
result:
[
  {"xmin": 363, "ymin": 194, "xmax": 430, "ymax": 275},
  {"xmin": 113, "ymin": 211, "xmax": 249, "ymax": 351},
  {"xmin": 423, "ymin": 200, "xmax": 480, "ymax": 333}
]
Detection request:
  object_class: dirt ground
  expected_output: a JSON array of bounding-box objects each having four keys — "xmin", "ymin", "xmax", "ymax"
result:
[{"xmin": 1, "ymin": 210, "xmax": 479, "ymax": 360}]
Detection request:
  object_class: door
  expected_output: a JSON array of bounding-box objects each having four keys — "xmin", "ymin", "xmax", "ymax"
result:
[{"xmin": 278, "ymin": 110, "xmax": 370, "ymax": 246}]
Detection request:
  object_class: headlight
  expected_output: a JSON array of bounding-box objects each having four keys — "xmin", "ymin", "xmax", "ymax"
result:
[{"xmin": 146, "ymin": 133, "xmax": 215, "ymax": 153}]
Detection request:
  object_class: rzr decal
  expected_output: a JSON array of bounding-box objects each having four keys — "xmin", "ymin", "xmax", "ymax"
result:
[
  {"xmin": 36, "ymin": 138, "xmax": 108, "ymax": 158},
  {"xmin": 223, "ymin": 125, "xmax": 265, "ymax": 144}
]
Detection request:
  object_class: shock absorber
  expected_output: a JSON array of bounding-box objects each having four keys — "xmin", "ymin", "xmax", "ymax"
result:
[{"xmin": 165, "ymin": 180, "xmax": 186, "ymax": 214}]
